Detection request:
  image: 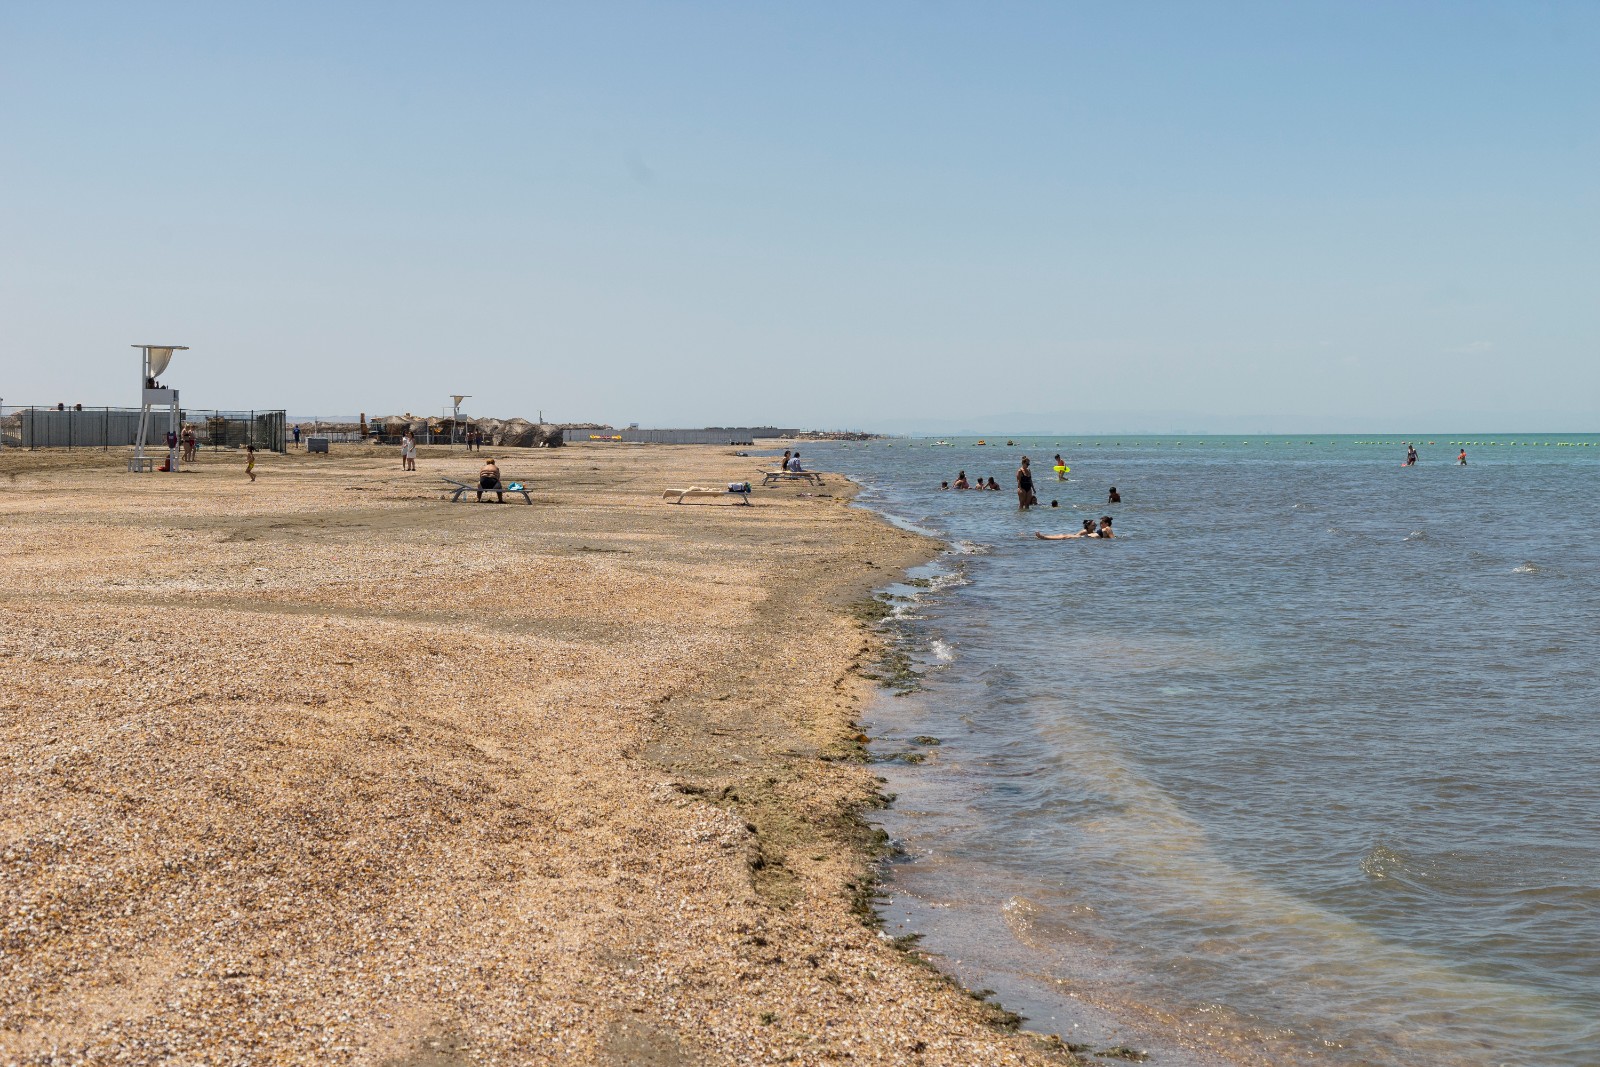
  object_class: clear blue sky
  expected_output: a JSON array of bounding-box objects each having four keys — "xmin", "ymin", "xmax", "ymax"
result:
[{"xmin": 3, "ymin": 1, "xmax": 1596, "ymax": 430}]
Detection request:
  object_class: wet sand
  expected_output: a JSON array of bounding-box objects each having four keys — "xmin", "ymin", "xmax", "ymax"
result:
[{"xmin": 0, "ymin": 444, "xmax": 1074, "ymax": 1065}]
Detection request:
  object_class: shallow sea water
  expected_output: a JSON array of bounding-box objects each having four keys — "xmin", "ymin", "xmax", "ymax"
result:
[{"xmin": 806, "ymin": 435, "xmax": 1600, "ymax": 1067}]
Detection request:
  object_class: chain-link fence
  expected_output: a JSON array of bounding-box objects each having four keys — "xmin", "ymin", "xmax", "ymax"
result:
[{"xmin": 0, "ymin": 405, "xmax": 287, "ymax": 453}]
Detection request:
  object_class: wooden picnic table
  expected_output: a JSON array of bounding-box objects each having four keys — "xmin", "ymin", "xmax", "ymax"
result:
[{"xmin": 758, "ymin": 469, "xmax": 825, "ymax": 486}]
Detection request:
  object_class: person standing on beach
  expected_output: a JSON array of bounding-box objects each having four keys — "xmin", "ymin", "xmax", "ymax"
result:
[
  {"xmin": 401, "ymin": 431, "xmax": 417, "ymax": 471},
  {"xmin": 292, "ymin": 424, "xmax": 301, "ymax": 448},
  {"xmin": 1016, "ymin": 457, "xmax": 1036, "ymax": 509},
  {"xmin": 245, "ymin": 444, "xmax": 257, "ymax": 482}
]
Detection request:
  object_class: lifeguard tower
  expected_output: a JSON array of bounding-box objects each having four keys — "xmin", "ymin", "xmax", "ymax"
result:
[{"xmin": 129, "ymin": 344, "xmax": 188, "ymax": 472}]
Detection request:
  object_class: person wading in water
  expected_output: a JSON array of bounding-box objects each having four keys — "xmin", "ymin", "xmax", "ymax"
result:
[{"xmin": 1016, "ymin": 456, "xmax": 1037, "ymax": 510}]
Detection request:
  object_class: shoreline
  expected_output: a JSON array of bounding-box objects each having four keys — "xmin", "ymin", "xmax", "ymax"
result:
[{"xmin": 0, "ymin": 444, "xmax": 1076, "ymax": 1064}]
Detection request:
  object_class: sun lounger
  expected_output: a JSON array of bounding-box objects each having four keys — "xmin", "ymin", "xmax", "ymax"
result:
[
  {"xmin": 442, "ymin": 476, "xmax": 533, "ymax": 504},
  {"xmin": 663, "ymin": 485, "xmax": 752, "ymax": 506},
  {"xmin": 759, "ymin": 469, "xmax": 825, "ymax": 486}
]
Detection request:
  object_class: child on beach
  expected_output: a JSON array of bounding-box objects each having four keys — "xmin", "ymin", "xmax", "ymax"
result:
[
  {"xmin": 401, "ymin": 431, "xmax": 417, "ymax": 471},
  {"xmin": 245, "ymin": 444, "xmax": 257, "ymax": 482}
]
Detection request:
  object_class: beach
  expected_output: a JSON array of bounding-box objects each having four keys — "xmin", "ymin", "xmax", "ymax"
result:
[{"xmin": 0, "ymin": 444, "xmax": 1071, "ymax": 1065}]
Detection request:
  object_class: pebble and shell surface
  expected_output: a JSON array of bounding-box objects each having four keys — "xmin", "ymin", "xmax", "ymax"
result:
[{"xmin": 0, "ymin": 446, "xmax": 1073, "ymax": 1065}]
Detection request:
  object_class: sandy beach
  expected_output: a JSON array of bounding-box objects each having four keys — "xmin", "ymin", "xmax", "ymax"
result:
[{"xmin": 0, "ymin": 444, "xmax": 1073, "ymax": 1065}]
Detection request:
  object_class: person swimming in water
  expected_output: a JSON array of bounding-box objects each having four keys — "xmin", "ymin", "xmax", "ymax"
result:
[
  {"xmin": 1457, "ymin": 449, "xmax": 1467, "ymax": 465},
  {"xmin": 954, "ymin": 471, "xmax": 969, "ymax": 489},
  {"xmin": 1036, "ymin": 519, "xmax": 1098, "ymax": 540},
  {"xmin": 986, "ymin": 477, "xmax": 1001, "ymax": 491},
  {"xmin": 1054, "ymin": 454, "xmax": 1067, "ymax": 481},
  {"xmin": 1108, "ymin": 486, "xmax": 1121, "ymax": 503},
  {"xmin": 1404, "ymin": 444, "xmax": 1418, "ymax": 467},
  {"xmin": 1096, "ymin": 516, "xmax": 1114, "ymax": 538}
]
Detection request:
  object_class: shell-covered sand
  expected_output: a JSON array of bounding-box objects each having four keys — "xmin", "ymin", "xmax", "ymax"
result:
[{"xmin": 1, "ymin": 445, "xmax": 1073, "ymax": 1066}]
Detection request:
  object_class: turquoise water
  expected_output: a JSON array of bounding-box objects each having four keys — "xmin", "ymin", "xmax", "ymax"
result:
[{"xmin": 808, "ymin": 435, "xmax": 1600, "ymax": 1067}]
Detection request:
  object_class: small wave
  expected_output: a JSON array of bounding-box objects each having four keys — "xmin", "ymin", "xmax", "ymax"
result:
[
  {"xmin": 1360, "ymin": 843, "xmax": 1437, "ymax": 889},
  {"xmin": 1001, "ymin": 895, "xmax": 1043, "ymax": 938},
  {"xmin": 1512, "ymin": 561, "xmax": 1540, "ymax": 575},
  {"xmin": 951, "ymin": 540, "xmax": 992, "ymax": 555},
  {"xmin": 1403, "ymin": 530, "xmax": 1427, "ymax": 542},
  {"xmin": 930, "ymin": 638, "xmax": 955, "ymax": 662}
]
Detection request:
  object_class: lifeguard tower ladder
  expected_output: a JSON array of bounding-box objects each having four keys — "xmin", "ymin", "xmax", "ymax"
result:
[{"xmin": 129, "ymin": 344, "xmax": 188, "ymax": 472}]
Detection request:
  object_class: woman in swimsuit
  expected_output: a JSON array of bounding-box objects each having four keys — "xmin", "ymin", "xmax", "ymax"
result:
[{"xmin": 1016, "ymin": 457, "xmax": 1036, "ymax": 510}]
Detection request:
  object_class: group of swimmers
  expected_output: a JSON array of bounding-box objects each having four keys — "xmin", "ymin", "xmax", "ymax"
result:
[
  {"xmin": 941, "ymin": 471, "xmax": 1002, "ymax": 492},
  {"xmin": 939, "ymin": 454, "xmax": 1122, "ymax": 539},
  {"xmin": 1408, "ymin": 444, "xmax": 1465, "ymax": 463},
  {"xmin": 1037, "ymin": 516, "xmax": 1114, "ymax": 539}
]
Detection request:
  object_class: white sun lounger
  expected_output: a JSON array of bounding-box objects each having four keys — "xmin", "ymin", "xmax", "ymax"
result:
[{"xmin": 663, "ymin": 486, "xmax": 752, "ymax": 506}]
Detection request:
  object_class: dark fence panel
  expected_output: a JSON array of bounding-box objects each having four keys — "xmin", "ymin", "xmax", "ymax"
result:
[{"xmin": 0, "ymin": 406, "xmax": 288, "ymax": 453}]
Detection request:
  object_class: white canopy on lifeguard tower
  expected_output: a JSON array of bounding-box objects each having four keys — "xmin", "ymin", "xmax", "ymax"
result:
[{"xmin": 130, "ymin": 344, "xmax": 188, "ymax": 472}]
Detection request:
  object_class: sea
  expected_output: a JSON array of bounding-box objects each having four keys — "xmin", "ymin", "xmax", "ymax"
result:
[{"xmin": 801, "ymin": 435, "xmax": 1600, "ymax": 1067}]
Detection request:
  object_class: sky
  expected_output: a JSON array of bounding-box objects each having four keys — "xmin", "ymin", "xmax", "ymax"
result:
[{"xmin": 2, "ymin": 1, "xmax": 1597, "ymax": 432}]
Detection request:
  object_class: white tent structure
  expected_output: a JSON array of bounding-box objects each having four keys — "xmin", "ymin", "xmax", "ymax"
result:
[{"xmin": 130, "ymin": 344, "xmax": 188, "ymax": 472}]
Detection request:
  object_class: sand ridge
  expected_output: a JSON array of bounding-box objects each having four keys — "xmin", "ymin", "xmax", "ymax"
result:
[{"xmin": 0, "ymin": 444, "xmax": 1074, "ymax": 1065}]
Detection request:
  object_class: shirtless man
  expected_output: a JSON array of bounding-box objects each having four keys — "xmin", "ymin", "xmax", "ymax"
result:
[{"xmin": 477, "ymin": 458, "xmax": 504, "ymax": 503}]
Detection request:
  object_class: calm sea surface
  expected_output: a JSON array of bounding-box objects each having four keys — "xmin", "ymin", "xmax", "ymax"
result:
[{"xmin": 804, "ymin": 435, "xmax": 1600, "ymax": 1067}]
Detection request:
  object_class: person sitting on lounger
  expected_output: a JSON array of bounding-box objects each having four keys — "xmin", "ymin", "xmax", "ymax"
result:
[
  {"xmin": 787, "ymin": 452, "xmax": 803, "ymax": 472},
  {"xmin": 477, "ymin": 458, "xmax": 504, "ymax": 502}
]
